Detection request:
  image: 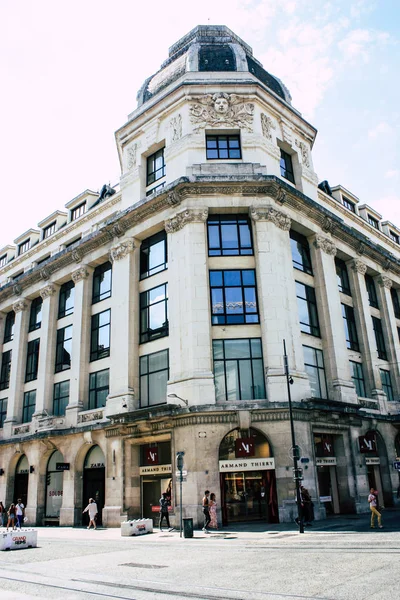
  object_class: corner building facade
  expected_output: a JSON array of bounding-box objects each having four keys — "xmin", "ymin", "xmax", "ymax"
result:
[{"xmin": 0, "ymin": 26, "xmax": 400, "ymax": 527}]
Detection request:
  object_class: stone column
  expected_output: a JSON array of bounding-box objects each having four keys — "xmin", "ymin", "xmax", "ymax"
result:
[
  {"xmin": 0, "ymin": 311, "xmax": 5, "ymax": 359},
  {"xmin": 106, "ymin": 238, "xmax": 137, "ymax": 416},
  {"xmin": 65, "ymin": 265, "xmax": 93, "ymax": 426},
  {"xmin": 348, "ymin": 260, "xmax": 384, "ymax": 403},
  {"xmin": 310, "ymin": 235, "xmax": 358, "ymax": 404},
  {"xmin": 3, "ymin": 298, "xmax": 31, "ymax": 435},
  {"xmin": 103, "ymin": 435, "xmax": 126, "ymax": 526},
  {"xmin": 166, "ymin": 207, "xmax": 216, "ymax": 406},
  {"xmin": 377, "ymin": 275, "xmax": 400, "ymax": 399},
  {"xmin": 34, "ymin": 284, "xmax": 59, "ymax": 416},
  {"xmin": 251, "ymin": 203, "xmax": 311, "ymax": 402}
]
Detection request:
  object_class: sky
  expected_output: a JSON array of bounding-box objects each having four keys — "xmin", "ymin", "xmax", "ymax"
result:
[{"xmin": 1, "ymin": 0, "xmax": 399, "ymax": 248}]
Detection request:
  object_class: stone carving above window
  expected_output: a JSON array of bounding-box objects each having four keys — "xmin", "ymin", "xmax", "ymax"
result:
[
  {"xmin": 72, "ymin": 266, "xmax": 89, "ymax": 283},
  {"xmin": 78, "ymin": 410, "xmax": 104, "ymax": 423},
  {"xmin": 377, "ymin": 275, "xmax": 392, "ymax": 289},
  {"xmin": 13, "ymin": 298, "xmax": 27, "ymax": 313},
  {"xmin": 71, "ymin": 249, "xmax": 83, "ymax": 263},
  {"xmin": 313, "ymin": 235, "xmax": 337, "ymax": 256},
  {"xmin": 351, "ymin": 259, "xmax": 367, "ymax": 275},
  {"xmin": 40, "ymin": 284, "xmax": 56, "ymax": 299},
  {"xmin": 165, "ymin": 208, "xmax": 209, "ymax": 233},
  {"xmin": 250, "ymin": 206, "xmax": 291, "ymax": 231},
  {"xmin": 322, "ymin": 216, "xmax": 337, "ymax": 235},
  {"xmin": 170, "ymin": 114, "xmax": 182, "ymax": 142},
  {"xmin": 295, "ymin": 139, "xmax": 311, "ymax": 168},
  {"xmin": 260, "ymin": 113, "xmax": 275, "ymax": 140},
  {"xmin": 14, "ymin": 424, "xmax": 30, "ymax": 435},
  {"xmin": 109, "ymin": 238, "xmax": 135, "ymax": 262},
  {"xmin": 39, "ymin": 267, "xmax": 50, "ymax": 281},
  {"xmin": 189, "ymin": 93, "xmax": 254, "ymax": 132},
  {"xmin": 13, "ymin": 283, "xmax": 22, "ymax": 297},
  {"xmin": 126, "ymin": 142, "xmax": 139, "ymax": 170},
  {"xmin": 166, "ymin": 190, "xmax": 182, "ymax": 206}
]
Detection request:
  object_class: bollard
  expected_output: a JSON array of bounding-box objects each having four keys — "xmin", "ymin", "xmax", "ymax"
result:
[{"xmin": 183, "ymin": 517, "xmax": 193, "ymax": 538}]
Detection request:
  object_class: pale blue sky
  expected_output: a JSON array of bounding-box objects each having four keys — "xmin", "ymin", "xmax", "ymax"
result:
[{"xmin": 1, "ymin": 0, "xmax": 399, "ymax": 247}]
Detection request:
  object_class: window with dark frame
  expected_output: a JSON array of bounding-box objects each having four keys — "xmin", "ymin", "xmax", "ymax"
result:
[
  {"xmin": 296, "ymin": 282, "xmax": 320, "ymax": 337},
  {"xmin": 207, "ymin": 215, "xmax": 253, "ymax": 256},
  {"xmin": 18, "ymin": 239, "xmax": 30, "ymax": 255},
  {"xmin": 0, "ymin": 350, "xmax": 12, "ymax": 390},
  {"xmin": 212, "ymin": 338, "xmax": 266, "ymax": 402},
  {"xmin": 365, "ymin": 274, "xmax": 379, "ymax": 308},
  {"xmin": 140, "ymin": 349, "xmax": 169, "ymax": 408},
  {"xmin": 280, "ymin": 149, "xmax": 295, "ymax": 183},
  {"xmin": 335, "ymin": 258, "xmax": 351, "ymax": 295},
  {"xmin": 0, "ymin": 254, "xmax": 7, "ymax": 267},
  {"xmin": 0, "ymin": 397, "xmax": 7, "ymax": 427},
  {"xmin": 4, "ymin": 311, "xmax": 15, "ymax": 343},
  {"xmin": 342, "ymin": 304, "xmax": 359, "ymax": 351},
  {"xmin": 206, "ymin": 135, "xmax": 241, "ymax": 159},
  {"xmin": 90, "ymin": 310, "xmax": 111, "ymax": 361},
  {"xmin": 29, "ymin": 297, "xmax": 43, "ymax": 332},
  {"xmin": 210, "ymin": 270, "xmax": 259, "ymax": 325},
  {"xmin": 368, "ymin": 215, "xmax": 379, "ymax": 229},
  {"xmin": 140, "ymin": 284, "xmax": 168, "ymax": 343},
  {"xmin": 145, "ymin": 182, "xmax": 165, "ymax": 196},
  {"xmin": 140, "ymin": 231, "xmax": 167, "ymax": 279},
  {"xmin": 389, "ymin": 231, "xmax": 399, "ymax": 244},
  {"xmin": 380, "ymin": 369, "xmax": 394, "ymax": 401},
  {"xmin": 146, "ymin": 148, "xmax": 165, "ymax": 187},
  {"xmin": 53, "ymin": 380, "xmax": 70, "ymax": 416},
  {"xmin": 65, "ymin": 236, "xmax": 82, "ymax": 249},
  {"xmin": 58, "ymin": 280, "xmax": 75, "ymax": 318},
  {"xmin": 88, "ymin": 369, "xmax": 109, "ymax": 410},
  {"xmin": 350, "ymin": 361, "xmax": 366, "ymax": 397},
  {"xmin": 290, "ymin": 230, "xmax": 313, "ymax": 274},
  {"xmin": 303, "ymin": 345, "xmax": 328, "ymax": 399},
  {"xmin": 43, "ymin": 221, "xmax": 56, "ymax": 239},
  {"xmin": 342, "ymin": 197, "xmax": 356, "ymax": 213},
  {"xmin": 55, "ymin": 325, "xmax": 72, "ymax": 372},
  {"xmin": 25, "ymin": 339, "xmax": 40, "ymax": 382},
  {"xmin": 22, "ymin": 390, "xmax": 36, "ymax": 423},
  {"xmin": 92, "ymin": 262, "xmax": 112, "ymax": 304},
  {"xmin": 391, "ymin": 288, "xmax": 400, "ymax": 319},
  {"xmin": 372, "ymin": 316, "xmax": 387, "ymax": 360},
  {"xmin": 71, "ymin": 202, "xmax": 86, "ymax": 221}
]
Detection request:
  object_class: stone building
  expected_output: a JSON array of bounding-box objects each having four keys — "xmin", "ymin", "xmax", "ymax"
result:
[{"xmin": 0, "ymin": 25, "xmax": 399, "ymax": 528}]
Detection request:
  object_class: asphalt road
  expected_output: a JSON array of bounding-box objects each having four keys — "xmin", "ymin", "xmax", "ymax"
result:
[{"xmin": 0, "ymin": 511, "xmax": 399, "ymax": 600}]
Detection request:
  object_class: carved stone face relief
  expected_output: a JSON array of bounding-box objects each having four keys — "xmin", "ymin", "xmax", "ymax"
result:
[
  {"xmin": 214, "ymin": 96, "xmax": 229, "ymax": 114},
  {"xmin": 189, "ymin": 93, "xmax": 254, "ymax": 132}
]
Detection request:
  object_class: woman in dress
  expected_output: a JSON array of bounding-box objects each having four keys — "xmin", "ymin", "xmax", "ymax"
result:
[
  {"xmin": 82, "ymin": 497, "xmax": 98, "ymax": 529},
  {"xmin": 6, "ymin": 503, "xmax": 16, "ymax": 530},
  {"xmin": 209, "ymin": 493, "xmax": 218, "ymax": 530}
]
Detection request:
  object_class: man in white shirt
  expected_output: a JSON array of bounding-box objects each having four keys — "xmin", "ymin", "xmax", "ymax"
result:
[
  {"xmin": 16, "ymin": 498, "xmax": 25, "ymax": 529},
  {"xmin": 368, "ymin": 488, "xmax": 383, "ymax": 529}
]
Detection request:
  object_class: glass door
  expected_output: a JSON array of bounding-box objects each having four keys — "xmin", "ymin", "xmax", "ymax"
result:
[{"xmin": 222, "ymin": 471, "xmax": 267, "ymax": 522}]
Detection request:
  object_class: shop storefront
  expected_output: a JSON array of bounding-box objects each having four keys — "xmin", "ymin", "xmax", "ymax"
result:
[
  {"xmin": 359, "ymin": 430, "xmax": 392, "ymax": 507},
  {"xmin": 82, "ymin": 445, "xmax": 105, "ymax": 525},
  {"xmin": 314, "ymin": 434, "xmax": 340, "ymax": 515},
  {"xmin": 219, "ymin": 428, "xmax": 279, "ymax": 524},
  {"xmin": 44, "ymin": 450, "xmax": 65, "ymax": 526},
  {"xmin": 14, "ymin": 455, "xmax": 29, "ymax": 507},
  {"xmin": 140, "ymin": 442, "xmax": 172, "ymax": 520}
]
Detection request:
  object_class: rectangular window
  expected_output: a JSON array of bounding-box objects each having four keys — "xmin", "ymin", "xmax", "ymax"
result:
[
  {"xmin": 365, "ymin": 274, "xmax": 378, "ymax": 308},
  {"xmin": 90, "ymin": 310, "xmax": 111, "ymax": 361},
  {"xmin": 140, "ymin": 231, "xmax": 167, "ymax": 279},
  {"xmin": 389, "ymin": 231, "xmax": 399, "ymax": 244},
  {"xmin": 92, "ymin": 262, "xmax": 112, "ymax": 303},
  {"xmin": 372, "ymin": 316, "xmax": 387, "ymax": 360},
  {"xmin": 29, "ymin": 297, "xmax": 43, "ymax": 332},
  {"xmin": 43, "ymin": 221, "xmax": 56, "ymax": 239},
  {"xmin": 22, "ymin": 390, "xmax": 36, "ymax": 423},
  {"xmin": 303, "ymin": 346, "xmax": 328, "ymax": 399},
  {"xmin": 25, "ymin": 339, "xmax": 40, "ymax": 382},
  {"xmin": 4, "ymin": 311, "xmax": 15, "ymax": 343},
  {"xmin": 71, "ymin": 202, "xmax": 86, "ymax": 221},
  {"xmin": 65, "ymin": 235, "xmax": 81, "ymax": 249},
  {"xmin": 343, "ymin": 197, "xmax": 355, "ymax": 213},
  {"xmin": 212, "ymin": 338, "xmax": 266, "ymax": 402},
  {"xmin": 0, "ymin": 254, "xmax": 7, "ymax": 267},
  {"xmin": 391, "ymin": 288, "xmax": 400, "ymax": 319},
  {"xmin": 146, "ymin": 182, "xmax": 165, "ymax": 196},
  {"xmin": 88, "ymin": 369, "xmax": 109, "ymax": 410},
  {"xmin": 207, "ymin": 215, "xmax": 253, "ymax": 256},
  {"xmin": 0, "ymin": 350, "xmax": 12, "ymax": 390},
  {"xmin": 18, "ymin": 239, "xmax": 30, "ymax": 255},
  {"xmin": 342, "ymin": 304, "xmax": 359, "ymax": 351},
  {"xmin": 58, "ymin": 280, "xmax": 75, "ymax": 318},
  {"xmin": 380, "ymin": 369, "xmax": 394, "ymax": 401},
  {"xmin": 140, "ymin": 349, "xmax": 169, "ymax": 408},
  {"xmin": 55, "ymin": 325, "xmax": 72, "ymax": 372},
  {"xmin": 147, "ymin": 148, "xmax": 165, "ymax": 187},
  {"xmin": 290, "ymin": 230, "xmax": 312, "ymax": 274},
  {"xmin": 0, "ymin": 397, "xmax": 7, "ymax": 428},
  {"xmin": 140, "ymin": 284, "xmax": 168, "ymax": 343},
  {"xmin": 335, "ymin": 258, "xmax": 351, "ymax": 295},
  {"xmin": 368, "ymin": 215, "xmax": 379, "ymax": 229},
  {"xmin": 206, "ymin": 135, "xmax": 241, "ymax": 159},
  {"xmin": 350, "ymin": 361, "xmax": 366, "ymax": 397},
  {"xmin": 280, "ymin": 149, "xmax": 295, "ymax": 183},
  {"xmin": 53, "ymin": 380, "xmax": 70, "ymax": 416},
  {"xmin": 210, "ymin": 270, "xmax": 259, "ymax": 325},
  {"xmin": 296, "ymin": 282, "xmax": 320, "ymax": 337}
]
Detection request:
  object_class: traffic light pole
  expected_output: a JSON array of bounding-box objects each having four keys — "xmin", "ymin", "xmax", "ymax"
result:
[
  {"xmin": 176, "ymin": 451, "xmax": 184, "ymax": 538},
  {"xmin": 283, "ymin": 339, "xmax": 304, "ymax": 534}
]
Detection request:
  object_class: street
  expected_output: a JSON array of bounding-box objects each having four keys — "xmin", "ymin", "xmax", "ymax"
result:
[{"xmin": 1, "ymin": 511, "xmax": 399, "ymax": 600}]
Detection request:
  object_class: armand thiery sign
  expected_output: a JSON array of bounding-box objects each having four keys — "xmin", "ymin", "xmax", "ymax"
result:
[{"xmin": 219, "ymin": 458, "xmax": 275, "ymax": 472}]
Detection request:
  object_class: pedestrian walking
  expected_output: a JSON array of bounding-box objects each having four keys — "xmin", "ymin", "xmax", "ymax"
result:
[
  {"xmin": 15, "ymin": 498, "xmax": 25, "ymax": 529},
  {"xmin": 368, "ymin": 488, "xmax": 383, "ymax": 529},
  {"xmin": 300, "ymin": 486, "xmax": 314, "ymax": 526},
  {"xmin": 6, "ymin": 503, "xmax": 16, "ymax": 530},
  {"xmin": 83, "ymin": 498, "xmax": 98, "ymax": 529},
  {"xmin": 209, "ymin": 493, "xmax": 218, "ymax": 529},
  {"xmin": 159, "ymin": 492, "xmax": 171, "ymax": 531},
  {"xmin": 202, "ymin": 490, "xmax": 211, "ymax": 532},
  {"xmin": 0, "ymin": 501, "xmax": 6, "ymax": 527}
]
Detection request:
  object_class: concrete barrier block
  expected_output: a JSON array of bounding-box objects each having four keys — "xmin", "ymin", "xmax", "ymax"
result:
[
  {"xmin": 121, "ymin": 518, "xmax": 153, "ymax": 536},
  {"xmin": 1, "ymin": 529, "xmax": 38, "ymax": 551}
]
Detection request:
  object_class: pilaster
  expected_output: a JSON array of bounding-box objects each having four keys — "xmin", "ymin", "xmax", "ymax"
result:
[
  {"xmin": 34, "ymin": 284, "xmax": 59, "ymax": 416},
  {"xmin": 376, "ymin": 275, "xmax": 400, "ymax": 400}
]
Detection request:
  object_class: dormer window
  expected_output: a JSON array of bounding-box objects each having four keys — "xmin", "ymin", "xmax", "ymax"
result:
[
  {"xmin": 146, "ymin": 148, "xmax": 165, "ymax": 193},
  {"xmin": 280, "ymin": 149, "xmax": 295, "ymax": 184},
  {"xmin": 206, "ymin": 134, "xmax": 241, "ymax": 159},
  {"xmin": 71, "ymin": 202, "xmax": 86, "ymax": 221},
  {"xmin": 18, "ymin": 239, "xmax": 30, "ymax": 255},
  {"xmin": 0, "ymin": 254, "xmax": 7, "ymax": 268},
  {"xmin": 43, "ymin": 221, "xmax": 56, "ymax": 239},
  {"xmin": 368, "ymin": 215, "xmax": 379, "ymax": 229},
  {"xmin": 389, "ymin": 230, "xmax": 399, "ymax": 244},
  {"xmin": 342, "ymin": 197, "xmax": 355, "ymax": 213}
]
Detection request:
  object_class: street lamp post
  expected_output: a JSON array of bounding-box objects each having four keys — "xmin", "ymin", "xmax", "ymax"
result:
[{"xmin": 283, "ymin": 339, "xmax": 304, "ymax": 534}]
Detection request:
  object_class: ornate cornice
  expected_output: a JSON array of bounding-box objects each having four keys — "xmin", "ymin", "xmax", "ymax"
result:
[
  {"xmin": 166, "ymin": 190, "xmax": 182, "ymax": 206},
  {"xmin": 40, "ymin": 284, "xmax": 57, "ymax": 300},
  {"xmin": 13, "ymin": 298, "xmax": 27, "ymax": 313},
  {"xmin": 377, "ymin": 275, "xmax": 392, "ymax": 289},
  {"xmin": 351, "ymin": 259, "xmax": 367, "ymax": 275},
  {"xmin": 250, "ymin": 206, "xmax": 291, "ymax": 231},
  {"xmin": 71, "ymin": 266, "xmax": 90, "ymax": 283},
  {"xmin": 313, "ymin": 235, "xmax": 337, "ymax": 256},
  {"xmin": 109, "ymin": 238, "xmax": 135, "ymax": 262},
  {"xmin": 165, "ymin": 208, "xmax": 208, "ymax": 233}
]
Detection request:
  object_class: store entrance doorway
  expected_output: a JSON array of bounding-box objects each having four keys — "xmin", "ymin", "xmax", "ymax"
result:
[
  {"xmin": 14, "ymin": 455, "xmax": 29, "ymax": 507},
  {"xmin": 82, "ymin": 446, "xmax": 105, "ymax": 526}
]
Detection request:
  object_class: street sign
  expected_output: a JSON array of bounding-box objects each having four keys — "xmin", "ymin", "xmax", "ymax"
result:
[
  {"xmin": 393, "ymin": 461, "xmax": 400, "ymax": 471},
  {"xmin": 289, "ymin": 445, "xmax": 301, "ymax": 460},
  {"xmin": 300, "ymin": 457, "xmax": 310, "ymax": 464},
  {"xmin": 175, "ymin": 470, "xmax": 188, "ymax": 477}
]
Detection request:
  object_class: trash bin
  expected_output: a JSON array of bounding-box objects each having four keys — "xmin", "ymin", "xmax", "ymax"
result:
[{"xmin": 183, "ymin": 517, "xmax": 193, "ymax": 538}]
